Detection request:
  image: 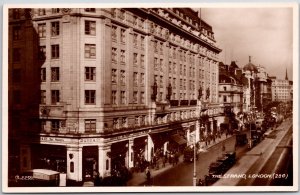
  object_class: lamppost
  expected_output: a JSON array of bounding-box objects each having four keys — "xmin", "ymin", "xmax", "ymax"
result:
[{"xmin": 193, "ymin": 134, "xmax": 197, "ymax": 186}]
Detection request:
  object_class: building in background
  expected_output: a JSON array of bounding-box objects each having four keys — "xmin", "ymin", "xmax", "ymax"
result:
[
  {"xmin": 8, "ymin": 8, "xmax": 221, "ymax": 182},
  {"xmin": 218, "ymin": 61, "xmax": 244, "ymax": 133},
  {"xmin": 270, "ymin": 70, "xmax": 292, "ymax": 103},
  {"xmin": 242, "ymin": 56, "xmax": 258, "ymax": 112}
]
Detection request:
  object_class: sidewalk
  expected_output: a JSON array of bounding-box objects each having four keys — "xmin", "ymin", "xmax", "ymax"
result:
[{"xmin": 126, "ymin": 133, "xmax": 234, "ymax": 186}]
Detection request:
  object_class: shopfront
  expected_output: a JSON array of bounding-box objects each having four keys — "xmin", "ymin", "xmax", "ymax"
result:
[{"xmin": 82, "ymin": 146, "xmax": 98, "ymax": 181}]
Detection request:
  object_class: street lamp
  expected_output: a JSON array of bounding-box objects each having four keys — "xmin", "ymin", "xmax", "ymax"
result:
[{"xmin": 193, "ymin": 135, "xmax": 197, "ymax": 186}]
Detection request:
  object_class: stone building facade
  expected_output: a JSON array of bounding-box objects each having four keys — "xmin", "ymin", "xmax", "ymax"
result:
[{"xmin": 8, "ymin": 8, "xmax": 221, "ymax": 182}]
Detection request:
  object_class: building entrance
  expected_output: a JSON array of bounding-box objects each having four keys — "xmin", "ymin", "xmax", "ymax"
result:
[{"xmin": 82, "ymin": 146, "xmax": 98, "ymax": 181}]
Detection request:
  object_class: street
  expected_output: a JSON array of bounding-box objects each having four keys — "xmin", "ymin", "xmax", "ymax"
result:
[{"xmin": 149, "ymin": 135, "xmax": 248, "ymax": 186}]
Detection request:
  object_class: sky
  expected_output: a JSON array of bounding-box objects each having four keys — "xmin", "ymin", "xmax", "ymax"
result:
[{"xmin": 201, "ymin": 7, "xmax": 294, "ymax": 80}]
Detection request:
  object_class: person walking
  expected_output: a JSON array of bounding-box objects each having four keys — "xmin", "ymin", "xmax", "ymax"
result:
[{"xmin": 145, "ymin": 167, "xmax": 151, "ymax": 186}]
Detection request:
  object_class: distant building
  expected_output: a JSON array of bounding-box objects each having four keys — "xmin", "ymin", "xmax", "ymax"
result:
[
  {"xmin": 8, "ymin": 8, "xmax": 221, "ymax": 182},
  {"xmin": 218, "ymin": 61, "xmax": 244, "ymax": 132},
  {"xmin": 270, "ymin": 70, "xmax": 292, "ymax": 103},
  {"xmin": 242, "ymin": 56, "xmax": 258, "ymax": 112},
  {"xmin": 255, "ymin": 65, "xmax": 272, "ymax": 111}
]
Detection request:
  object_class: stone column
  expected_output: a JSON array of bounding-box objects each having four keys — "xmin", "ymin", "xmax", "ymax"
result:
[
  {"xmin": 187, "ymin": 128, "xmax": 190, "ymax": 144},
  {"xmin": 98, "ymin": 145, "xmax": 111, "ymax": 178},
  {"xmin": 66, "ymin": 146, "xmax": 82, "ymax": 181},
  {"xmin": 195, "ymin": 120, "xmax": 200, "ymax": 143},
  {"xmin": 20, "ymin": 144, "xmax": 31, "ymax": 172},
  {"xmin": 128, "ymin": 139, "xmax": 134, "ymax": 168},
  {"xmin": 163, "ymin": 141, "xmax": 168, "ymax": 155},
  {"xmin": 146, "ymin": 135, "xmax": 154, "ymax": 161}
]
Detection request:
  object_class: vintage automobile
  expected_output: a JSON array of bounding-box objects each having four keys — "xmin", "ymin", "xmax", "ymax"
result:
[{"xmin": 183, "ymin": 145, "xmax": 198, "ymax": 162}]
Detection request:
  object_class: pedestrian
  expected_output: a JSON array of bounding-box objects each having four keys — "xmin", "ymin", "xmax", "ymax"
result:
[
  {"xmin": 94, "ymin": 172, "xmax": 102, "ymax": 186},
  {"xmin": 145, "ymin": 167, "xmax": 151, "ymax": 186}
]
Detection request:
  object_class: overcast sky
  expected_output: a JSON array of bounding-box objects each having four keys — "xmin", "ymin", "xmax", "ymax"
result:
[{"xmin": 201, "ymin": 7, "xmax": 293, "ymax": 80}]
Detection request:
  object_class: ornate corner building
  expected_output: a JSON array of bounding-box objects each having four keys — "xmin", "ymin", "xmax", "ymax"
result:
[{"xmin": 8, "ymin": 8, "xmax": 221, "ymax": 182}]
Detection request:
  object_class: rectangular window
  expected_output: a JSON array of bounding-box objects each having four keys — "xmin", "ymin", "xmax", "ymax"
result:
[
  {"xmin": 154, "ymin": 41, "xmax": 158, "ymax": 53},
  {"xmin": 133, "ymin": 72, "xmax": 138, "ymax": 86},
  {"xmin": 141, "ymin": 115, "xmax": 145, "ymax": 125},
  {"xmin": 51, "ymin": 67, "xmax": 60, "ymax": 82},
  {"xmin": 13, "ymin": 26, "xmax": 21, "ymax": 40},
  {"xmin": 41, "ymin": 68, "xmax": 46, "ymax": 82},
  {"xmin": 85, "ymin": 90, "xmax": 96, "ymax": 104},
  {"xmin": 140, "ymin": 73, "xmax": 145, "ymax": 86},
  {"xmin": 121, "ymin": 91, "xmax": 126, "ymax": 104},
  {"xmin": 41, "ymin": 90, "xmax": 46, "ymax": 104},
  {"xmin": 173, "ymin": 78, "xmax": 176, "ymax": 89},
  {"xmin": 85, "ymin": 20, "xmax": 96, "ymax": 35},
  {"xmin": 85, "ymin": 8, "xmax": 96, "ymax": 12},
  {"xmin": 141, "ymin": 55, "xmax": 145, "ymax": 68},
  {"xmin": 121, "ymin": 29, "xmax": 126, "ymax": 43},
  {"xmin": 133, "ymin": 91, "xmax": 138, "ymax": 103},
  {"xmin": 85, "ymin": 44, "xmax": 96, "ymax": 59},
  {"xmin": 169, "ymin": 61, "xmax": 172, "ymax": 73},
  {"xmin": 141, "ymin": 92, "xmax": 145, "ymax": 104},
  {"xmin": 51, "ymin": 120, "xmax": 60, "ymax": 132},
  {"xmin": 160, "ymin": 42, "xmax": 164, "ymax": 54},
  {"xmin": 133, "ymin": 33, "xmax": 138, "ymax": 47},
  {"xmin": 85, "ymin": 119, "xmax": 96, "ymax": 132},
  {"xmin": 141, "ymin": 36, "xmax": 145, "ymax": 49},
  {"xmin": 38, "ymin": 23, "xmax": 46, "ymax": 38},
  {"xmin": 38, "ymin": 9, "xmax": 46, "ymax": 16},
  {"xmin": 39, "ymin": 46, "xmax": 46, "ymax": 60},
  {"xmin": 120, "ymin": 70, "xmax": 125, "ymax": 85},
  {"xmin": 154, "ymin": 57, "xmax": 158, "ymax": 70},
  {"xmin": 52, "ymin": 8, "xmax": 60, "ymax": 14},
  {"xmin": 112, "ymin": 26, "xmax": 117, "ymax": 40},
  {"xmin": 133, "ymin": 53, "xmax": 138, "ymax": 65},
  {"xmin": 13, "ymin": 90, "xmax": 21, "ymax": 104},
  {"xmin": 173, "ymin": 63, "xmax": 176, "ymax": 74},
  {"xmin": 13, "ymin": 48, "xmax": 21, "ymax": 62},
  {"xmin": 51, "ymin": 21, "xmax": 60, "ymax": 37},
  {"xmin": 160, "ymin": 76, "xmax": 163, "ymax": 88},
  {"xmin": 160, "ymin": 59, "xmax": 163, "ymax": 71},
  {"xmin": 120, "ymin": 50, "xmax": 125, "ymax": 63},
  {"xmin": 113, "ymin": 118, "xmax": 119, "ymax": 129},
  {"xmin": 112, "ymin": 90, "xmax": 117, "ymax": 105},
  {"xmin": 51, "ymin": 90, "xmax": 60, "ymax": 104},
  {"xmin": 111, "ymin": 47, "xmax": 117, "ymax": 62},
  {"xmin": 111, "ymin": 69, "xmax": 117, "ymax": 83},
  {"xmin": 85, "ymin": 67, "xmax": 96, "ymax": 81},
  {"xmin": 13, "ymin": 69, "xmax": 21, "ymax": 83},
  {"xmin": 51, "ymin": 45, "xmax": 59, "ymax": 59},
  {"xmin": 121, "ymin": 117, "xmax": 127, "ymax": 127}
]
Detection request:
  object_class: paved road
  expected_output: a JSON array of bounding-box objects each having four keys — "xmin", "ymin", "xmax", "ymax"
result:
[
  {"xmin": 150, "ymin": 135, "xmax": 248, "ymax": 186},
  {"xmin": 213, "ymin": 117, "xmax": 293, "ymax": 186}
]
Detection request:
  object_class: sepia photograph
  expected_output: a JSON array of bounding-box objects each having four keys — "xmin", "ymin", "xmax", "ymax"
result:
[{"xmin": 2, "ymin": 3, "xmax": 298, "ymax": 193}]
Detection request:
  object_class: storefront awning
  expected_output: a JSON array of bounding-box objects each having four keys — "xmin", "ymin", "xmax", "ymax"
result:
[{"xmin": 170, "ymin": 134, "xmax": 187, "ymax": 145}]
